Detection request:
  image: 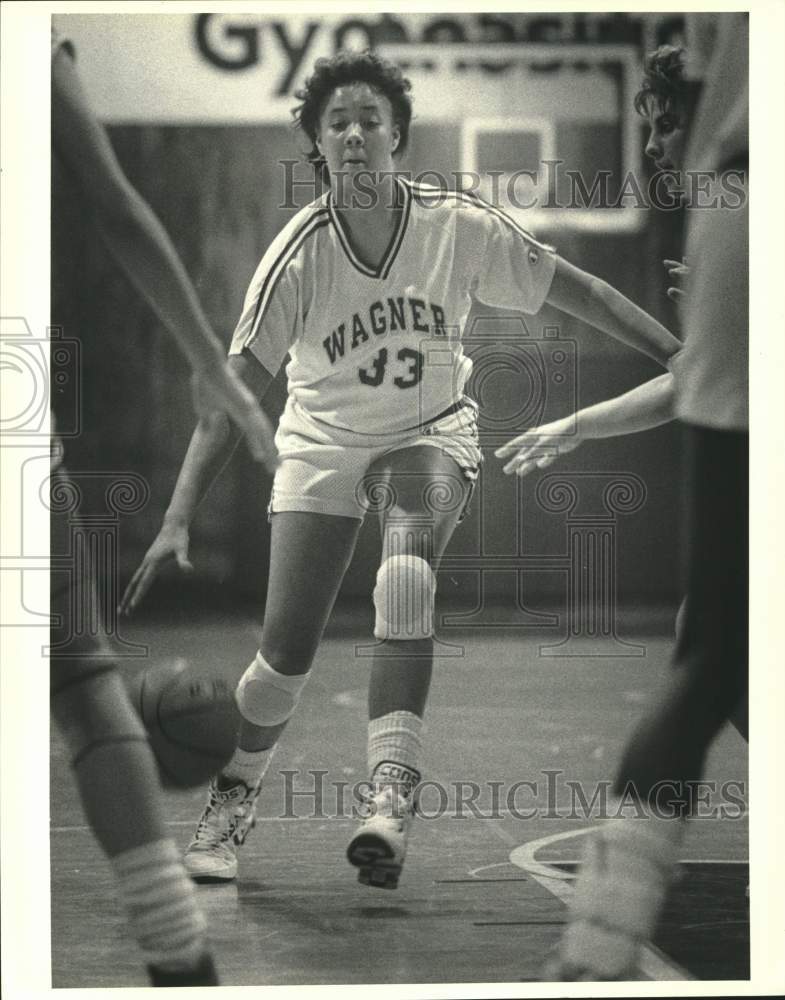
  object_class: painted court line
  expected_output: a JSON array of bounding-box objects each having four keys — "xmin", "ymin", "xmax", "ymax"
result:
[
  {"xmin": 502, "ymin": 824, "xmax": 694, "ymax": 981},
  {"xmin": 502, "ymin": 857, "xmax": 748, "ymax": 867}
]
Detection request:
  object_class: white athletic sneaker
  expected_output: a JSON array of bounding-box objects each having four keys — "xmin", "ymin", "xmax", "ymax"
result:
[
  {"xmin": 346, "ymin": 785, "xmax": 414, "ymax": 890},
  {"xmin": 184, "ymin": 777, "xmax": 261, "ymax": 882}
]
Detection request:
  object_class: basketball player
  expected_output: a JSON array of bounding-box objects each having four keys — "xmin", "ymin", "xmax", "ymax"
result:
[
  {"xmin": 495, "ymin": 42, "xmax": 748, "ymax": 741},
  {"xmin": 50, "ymin": 26, "xmax": 274, "ymax": 985},
  {"xmin": 495, "ymin": 44, "xmax": 694, "ymax": 476},
  {"xmin": 121, "ymin": 51, "xmax": 681, "ymax": 890},
  {"xmin": 544, "ymin": 15, "xmax": 749, "ymax": 979}
]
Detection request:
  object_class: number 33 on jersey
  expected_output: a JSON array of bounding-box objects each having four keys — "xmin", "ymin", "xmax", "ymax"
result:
[{"xmin": 230, "ymin": 177, "xmax": 556, "ymax": 435}]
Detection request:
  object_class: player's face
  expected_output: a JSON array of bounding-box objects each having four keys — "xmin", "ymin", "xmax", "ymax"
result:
[
  {"xmin": 644, "ymin": 98, "xmax": 688, "ymax": 172},
  {"xmin": 316, "ymin": 83, "xmax": 400, "ymax": 185}
]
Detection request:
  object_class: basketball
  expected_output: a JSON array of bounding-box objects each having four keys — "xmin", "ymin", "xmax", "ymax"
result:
[{"xmin": 126, "ymin": 659, "xmax": 240, "ymax": 788}]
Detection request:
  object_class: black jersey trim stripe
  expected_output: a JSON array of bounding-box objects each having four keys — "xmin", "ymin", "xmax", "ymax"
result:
[
  {"xmin": 248, "ymin": 205, "xmax": 329, "ymax": 334},
  {"xmin": 411, "ymin": 178, "xmax": 552, "ymax": 250},
  {"xmin": 380, "ymin": 178, "xmax": 412, "ymax": 279},
  {"xmin": 404, "ymin": 178, "xmax": 554, "ymax": 253},
  {"xmin": 328, "ymin": 196, "xmax": 377, "ymax": 277},
  {"xmin": 401, "ymin": 178, "xmax": 462, "ymax": 202},
  {"xmin": 458, "ymin": 188, "xmax": 556, "ymax": 252},
  {"xmin": 327, "ymin": 178, "xmax": 411, "ymax": 280},
  {"xmin": 245, "ymin": 212, "xmax": 330, "ymax": 348}
]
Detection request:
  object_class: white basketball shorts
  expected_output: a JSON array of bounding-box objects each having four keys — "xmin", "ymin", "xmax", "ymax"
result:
[{"xmin": 269, "ymin": 396, "xmax": 482, "ymax": 522}]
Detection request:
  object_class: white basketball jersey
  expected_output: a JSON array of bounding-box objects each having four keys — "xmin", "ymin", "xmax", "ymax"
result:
[{"xmin": 230, "ymin": 178, "xmax": 556, "ymax": 434}]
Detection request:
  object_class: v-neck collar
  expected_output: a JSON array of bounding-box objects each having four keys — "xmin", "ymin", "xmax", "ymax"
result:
[{"xmin": 328, "ymin": 176, "xmax": 411, "ymax": 280}]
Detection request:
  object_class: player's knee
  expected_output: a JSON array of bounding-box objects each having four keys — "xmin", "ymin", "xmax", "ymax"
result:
[
  {"xmin": 373, "ymin": 554, "xmax": 436, "ymax": 640},
  {"xmin": 235, "ymin": 652, "xmax": 310, "ymax": 727},
  {"xmin": 51, "ymin": 666, "xmax": 146, "ymax": 760}
]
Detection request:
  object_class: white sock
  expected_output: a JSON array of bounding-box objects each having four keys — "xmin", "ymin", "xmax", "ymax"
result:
[
  {"xmin": 114, "ymin": 839, "xmax": 206, "ymax": 971},
  {"xmin": 221, "ymin": 745, "xmax": 276, "ymax": 788},
  {"xmin": 368, "ymin": 711, "xmax": 423, "ymax": 793},
  {"xmin": 560, "ymin": 800, "xmax": 684, "ymax": 978}
]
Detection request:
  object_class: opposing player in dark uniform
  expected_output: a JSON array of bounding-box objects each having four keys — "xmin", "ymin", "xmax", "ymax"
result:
[
  {"xmin": 51, "ymin": 26, "xmax": 275, "ymax": 986},
  {"xmin": 496, "ymin": 42, "xmax": 748, "ymax": 741},
  {"xmin": 496, "ymin": 44, "xmax": 693, "ymax": 474},
  {"xmin": 122, "ymin": 51, "xmax": 681, "ymax": 891},
  {"xmin": 545, "ymin": 16, "xmax": 749, "ymax": 979}
]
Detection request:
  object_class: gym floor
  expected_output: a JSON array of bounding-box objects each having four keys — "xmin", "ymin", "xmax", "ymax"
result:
[{"xmin": 50, "ymin": 610, "xmax": 749, "ymax": 987}]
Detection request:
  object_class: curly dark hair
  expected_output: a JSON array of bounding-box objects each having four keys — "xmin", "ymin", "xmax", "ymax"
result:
[
  {"xmin": 633, "ymin": 45, "xmax": 688, "ymax": 120},
  {"xmin": 292, "ymin": 51, "xmax": 413, "ymax": 181}
]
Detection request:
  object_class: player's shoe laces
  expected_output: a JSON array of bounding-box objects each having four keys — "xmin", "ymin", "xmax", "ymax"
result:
[
  {"xmin": 347, "ymin": 772, "xmax": 417, "ymax": 890},
  {"xmin": 184, "ymin": 777, "xmax": 261, "ymax": 883}
]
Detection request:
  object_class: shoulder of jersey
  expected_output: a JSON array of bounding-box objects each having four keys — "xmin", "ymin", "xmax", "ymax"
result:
[
  {"xmin": 261, "ymin": 194, "xmax": 331, "ymax": 265},
  {"xmin": 401, "ymin": 177, "xmax": 552, "ymax": 251},
  {"xmin": 402, "ymin": 177, "xmax": 474, "ymax": 212}
]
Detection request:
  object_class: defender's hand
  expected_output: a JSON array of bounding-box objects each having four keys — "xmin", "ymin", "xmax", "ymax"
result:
[
  {"xmin": 494, "ymin": 418, "xmax": 583, "ymax": 477},
  {"xmin": 119, "ymin": 522, "xmax": 193, "ymax": 617},
  {"xmin": 663, "ymin": 258, "xmax": 690, "ymax": 303}
]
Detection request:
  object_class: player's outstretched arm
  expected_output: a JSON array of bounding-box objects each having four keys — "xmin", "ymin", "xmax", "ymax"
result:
[
  {"xmin": 119, "ymin": 353, "xmax": 274, "ymax": 616},
  {"xmin": 495, "ymin": 374, "xmax": 675, "ymax": 477},
  {"xmin": 51, "ymin": 46, "xmax": 276, "ymax": 472},
  {"xmin": 546, "ymin": 257, "xmax": 681, "ymax": 366}
]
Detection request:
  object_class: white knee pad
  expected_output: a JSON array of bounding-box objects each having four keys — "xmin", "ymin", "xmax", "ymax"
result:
[
  {"xmin": 373, "ymin": 554, "xmax": 436, "ymax": 640},
  {"xmin": 236, "ymin": 652, "xmax": 310, "ymax": 727}
]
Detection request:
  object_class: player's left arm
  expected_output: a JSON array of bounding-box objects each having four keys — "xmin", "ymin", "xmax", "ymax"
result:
[
  {"xmin": 545, "ymin": 257, "xmax": 681, "ymax": 367},
  {"xmin": 51, "ymin": 46, "xmax": 276, "ymax": 471}
]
